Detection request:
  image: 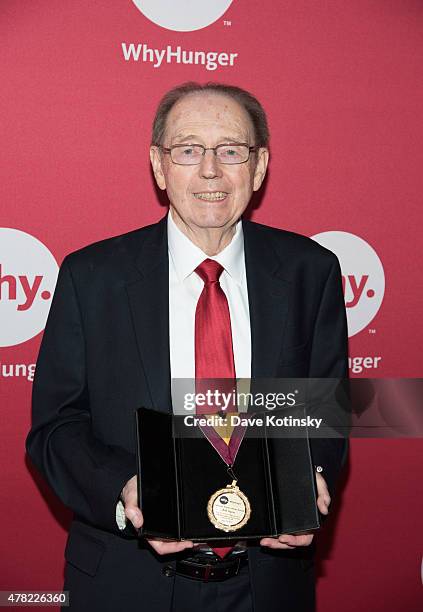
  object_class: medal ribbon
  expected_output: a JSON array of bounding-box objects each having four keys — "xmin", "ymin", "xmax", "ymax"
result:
[{"xmin": 194, "ymin": 259, "xmax": 248, "ymax": 557}]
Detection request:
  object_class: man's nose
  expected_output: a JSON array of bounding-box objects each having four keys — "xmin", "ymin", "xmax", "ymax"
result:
[{"xmin": 198, "ymin": 149, "xmax": 223, "ymax": 179}]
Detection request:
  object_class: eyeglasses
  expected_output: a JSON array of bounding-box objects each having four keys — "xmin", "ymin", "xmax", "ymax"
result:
[{"xmin": 160, "ymin": 143, "xmax": 258, "ymax": 165}]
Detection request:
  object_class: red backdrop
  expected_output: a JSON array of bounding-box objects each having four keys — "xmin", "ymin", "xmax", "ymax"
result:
[{"xmin": 1, "ymin": 1, "xmax": 422, "ymax": 610}]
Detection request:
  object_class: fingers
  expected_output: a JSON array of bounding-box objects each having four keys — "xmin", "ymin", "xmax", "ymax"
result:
[
  {"xmin": 315, "ymin": 472, "xmax": 331, "ymax": 515},
  {"xmin": 317, "ymin": 495, "xmax": 330, "ymax": 515},
  {"xmin": 121, "ymin": 475, "xmax": 138, "ymax": 503},
  {"xmin": 121, "ymin": 475, "xmax": 143, "ymax": 529},
  {"xmin": 125, "ymin": 504, "xmax": 144, "ymax": 529},
  {"xmin": 281, "ymin": 534, "xmax": 313, "ymax": 546},
  {"xmin": 260, "ymin": 534, "xmax": 314, "ymax": 549},
  {"xmin": 260, "ymin": 537, "xmax": 295, "ymax": 549},
  {"xmin": 147, "ymin": 539, "xmax": 195, "ymax": 555}
]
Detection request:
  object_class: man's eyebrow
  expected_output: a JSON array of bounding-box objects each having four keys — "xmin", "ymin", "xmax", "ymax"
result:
[
  {"xmin": 171, "ymin": 134, "xmax": 198, "ymax": 143},
  {"xmin": 218, "ymin": 136, "xmax": 247, "ymax": 144}
]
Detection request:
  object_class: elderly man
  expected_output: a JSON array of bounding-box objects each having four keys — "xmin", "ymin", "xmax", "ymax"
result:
[{"xmin": 26, "ymin": 82, "xmax": 348, "ymax": 612}]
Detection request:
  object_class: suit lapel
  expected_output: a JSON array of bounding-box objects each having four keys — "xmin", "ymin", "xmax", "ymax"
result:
[
  {"xmin": 125, "ymin": 216, "xmax": 172, "ymax": 414},
  {"xmin": 243, "ymin": 220, "xmax": 292, "ymax": 379}
]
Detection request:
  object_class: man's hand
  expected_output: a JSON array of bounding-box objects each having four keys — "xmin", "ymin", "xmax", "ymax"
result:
[
  {"xmin": 260, "ymin": 532, "xmax": 314, "ymax": 549},
  {"xmin": 259, "ymin": 471, "xmax": 331, "ymax": 549},
  {"xmin": 146, "ymin": 538, "xmax": 194, "ymax": 555},
  {"xmin": 121, "ymin": 475, "xmax": 143, "ymax": 529},
  {"xmin": 120, "ymin": 475, "xmax": 194, "ymax": 555},
  {"xmin": 315, "ymin": 471, "xmax": 331, "ymax": 516}
]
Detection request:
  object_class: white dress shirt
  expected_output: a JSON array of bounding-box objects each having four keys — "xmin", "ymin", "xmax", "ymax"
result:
[{"xmin": 167, "ymin": 209, "xmax": 251, "ymax": 381}]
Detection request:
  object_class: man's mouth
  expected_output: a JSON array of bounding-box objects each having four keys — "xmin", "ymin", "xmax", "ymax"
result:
[{"xmin": 193, "ymin": 191, "xmax": 228, "ymax": 202}]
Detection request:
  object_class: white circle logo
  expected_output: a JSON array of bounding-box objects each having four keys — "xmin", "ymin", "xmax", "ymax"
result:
[
  {"xmin": 311, "ymin": 231, "xmax": 385, "ymax": 337},
  {"xmin": 0, "ymin": 228, "xmax": 59, "ymax": 347},
  {"xmin": 131, "ymin": 0, "xmax": 233, "ymax": 32}
]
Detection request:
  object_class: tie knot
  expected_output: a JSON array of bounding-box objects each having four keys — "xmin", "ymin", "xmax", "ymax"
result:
[{"xmin": 195, "ymin": 259, "xmax": 224, "ymax": 284}]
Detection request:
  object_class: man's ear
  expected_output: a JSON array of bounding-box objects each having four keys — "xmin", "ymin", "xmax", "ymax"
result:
[
  {"xmin": 253, "ymin": 147, "xmax": 269, "ymax": 191},
  {"xmin": 150, "ymin": 146, "xmax": 167, "ymax": 190}
]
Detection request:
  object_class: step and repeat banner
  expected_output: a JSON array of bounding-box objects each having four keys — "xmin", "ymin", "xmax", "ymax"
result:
[{"xmin": 1, "ymin": 1, "xmax": 422, "ymax": 610}]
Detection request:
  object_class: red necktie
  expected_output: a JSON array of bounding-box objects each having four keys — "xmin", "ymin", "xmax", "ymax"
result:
[
  {"xmin": 195, "ymin": 259, "xmax": 236, "ymax": 386},
  {"xmin": 195, "ymin": 258, "xmax": 235, "ymax": 559}
]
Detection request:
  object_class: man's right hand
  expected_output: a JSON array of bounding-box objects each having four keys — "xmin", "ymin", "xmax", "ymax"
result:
[
  {"xmin": 121, "ymin": 475, "xmax": 143, "ymax": 529},
  {"xmin": 120, "ymin": 475, "xmax": 194, "ymax": 555}
]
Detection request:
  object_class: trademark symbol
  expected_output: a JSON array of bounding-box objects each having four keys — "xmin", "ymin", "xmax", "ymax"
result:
[
  {"xmin": 223, "ymin": 20, "xmax": 232, "ymax": 26},
  {"xmin": 368, "ymin": 328, "xmax": 376, "ymax": 334}
]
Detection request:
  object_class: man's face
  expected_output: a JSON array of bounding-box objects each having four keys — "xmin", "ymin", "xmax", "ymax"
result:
[{"xmin": 150, "ymin": 92, "xmax": 268, "ymax": 232}]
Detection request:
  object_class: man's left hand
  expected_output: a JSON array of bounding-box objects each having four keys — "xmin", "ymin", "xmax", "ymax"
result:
[{"xmin": 260, "ymin": 471, "xmax": 330, "ymax": 549}]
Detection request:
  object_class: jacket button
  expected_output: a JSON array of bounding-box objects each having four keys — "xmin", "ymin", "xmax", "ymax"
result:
[{"xmin": 162, "ymin": 565, "xmax": 173, "ymax": 577}]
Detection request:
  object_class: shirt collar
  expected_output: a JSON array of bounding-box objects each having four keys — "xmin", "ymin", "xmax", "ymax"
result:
[{"xmin": 167, "ymin": 210, "xmax": 245, "ymax": 285}]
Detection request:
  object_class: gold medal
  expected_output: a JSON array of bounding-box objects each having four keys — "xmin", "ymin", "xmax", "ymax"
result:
[{"xmin": 207, "ymin": 480, "xmax": 251, "ymax": 532}]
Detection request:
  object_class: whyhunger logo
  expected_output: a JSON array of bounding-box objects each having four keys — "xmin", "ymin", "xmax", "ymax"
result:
[
  {"xmin": 312, "ymin": 231, "xmax": 385, "ymax": 337},
  {"xmin": 131, "ymin": 0, "xmax": 233, "ymax": 32},
  {"xmin": 121, "ymin": 42, "xmax": 238, "ymax": 71},
  {"xmin": 0, "ymin": 228, "xmax": 58, "ymax": 347}
]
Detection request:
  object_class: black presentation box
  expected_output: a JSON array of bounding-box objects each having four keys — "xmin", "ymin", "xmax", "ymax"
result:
[{"xmin": 135, "ymin": 407, "xmax": 320, "ymax": 541}]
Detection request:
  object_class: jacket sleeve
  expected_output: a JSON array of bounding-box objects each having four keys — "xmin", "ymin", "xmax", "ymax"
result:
[
  {"xmin": 26, "ymin": 255, "xmax": 137, "ymax": 535},
  {"xmin": 308, "ymin": 255, "xmax": 350, "ymax": 498}
]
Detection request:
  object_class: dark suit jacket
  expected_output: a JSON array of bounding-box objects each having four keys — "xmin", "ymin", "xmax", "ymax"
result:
[{"xmin": 26, "ymin": 215, "xmax": 348, "ymax": 612}]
